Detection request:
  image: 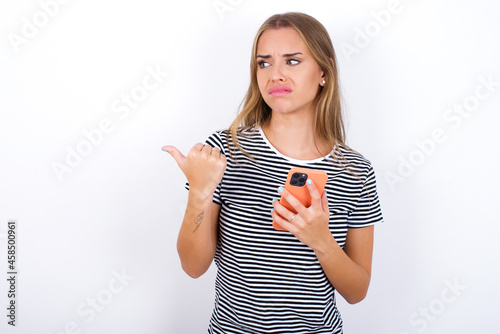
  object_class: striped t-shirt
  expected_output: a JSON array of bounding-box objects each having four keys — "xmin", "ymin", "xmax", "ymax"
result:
[{"xmin": 185, "ymin": 126, "xmax": 384, "ymax": 334}]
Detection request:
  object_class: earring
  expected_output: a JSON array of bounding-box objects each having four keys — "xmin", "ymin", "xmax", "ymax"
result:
[{"xmin": 322, "ymin": 79, "xmax": 326, "ymax": 85}]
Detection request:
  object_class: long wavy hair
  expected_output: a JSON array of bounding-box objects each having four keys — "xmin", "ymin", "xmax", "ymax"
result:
[{"xmin": 227, "ymin": 12, "xmax": 348, "ymax": 162}]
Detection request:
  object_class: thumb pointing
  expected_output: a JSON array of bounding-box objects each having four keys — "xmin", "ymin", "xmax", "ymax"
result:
[{"xmin": 162, "ymin": 145, "xmax": 186, "ymax": 170}]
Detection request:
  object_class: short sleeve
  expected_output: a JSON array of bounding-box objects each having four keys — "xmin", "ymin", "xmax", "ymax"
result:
[
  {"xmin": 346, "ymin": 164, "xmax": 384, "ymax": 228},
  {"xmin": 184, "ymin": 131, "xmax": 226, "ymax": 206}
]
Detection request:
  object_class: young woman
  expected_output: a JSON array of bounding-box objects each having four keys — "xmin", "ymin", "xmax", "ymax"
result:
[{"xmin": 163, "ymin": 12, "xmax": 384, "ymax": 334}]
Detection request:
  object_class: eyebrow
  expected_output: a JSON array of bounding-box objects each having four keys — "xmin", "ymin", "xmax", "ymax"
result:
[{"xmin": 256, "ymin": 52, "xmax": 303, "ymax": 59}]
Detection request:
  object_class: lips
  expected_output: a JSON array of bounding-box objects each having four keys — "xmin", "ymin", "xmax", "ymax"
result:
[{"xmin": 268, "ymin": 85, "xmax": 292, "ymax": 96}]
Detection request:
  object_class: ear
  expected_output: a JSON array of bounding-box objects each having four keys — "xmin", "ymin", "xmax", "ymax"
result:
[
  {"xmin": 320, "ymin": 72, "xmax": 326, "ymax": 86},
  {"xmin": 320, "ymin": 57, "xmax": 335, "ymax": 87}
]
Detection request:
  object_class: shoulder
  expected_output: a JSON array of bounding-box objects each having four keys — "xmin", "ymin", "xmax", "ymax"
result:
[
  {"xmin": 203, "ymin": 130, "xmax": 226, "ymax": 154},
  {"xmin": 204, "ymin": 128, "xmax": 232, "ymax": 145},
  {"xmin": 204, "ymin": 127, "xmax": 259, "ymax": 153},
  {"xmin": 331, "ymin": 144, "xmax": 376, "ymax": 180},
  {"xmin": 206, "ymin": 127, "xmax": 261, "ymax": 146},
  {"xmin": 207, "ymin": 126, "xmax": 258, "ymax": 139}
]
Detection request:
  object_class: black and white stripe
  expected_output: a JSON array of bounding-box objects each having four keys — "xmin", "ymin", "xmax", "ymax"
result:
[{"xmin": 185, "ymin": 127, "xmax": 383, "ymax": 333}]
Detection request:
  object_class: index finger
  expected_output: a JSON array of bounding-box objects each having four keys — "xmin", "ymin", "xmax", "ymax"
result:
[
  {"xmin": 277, "ymin": 186, "xmax": 308, "ymax": 217},
  {"xmin": 305, "ymin": 178, "xmax": 323, "ymax": 208}
]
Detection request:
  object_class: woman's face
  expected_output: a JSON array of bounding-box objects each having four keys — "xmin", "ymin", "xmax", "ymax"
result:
[{"xmin": 256, "ymin": 27, "xmax": 324, "ymax": 117}]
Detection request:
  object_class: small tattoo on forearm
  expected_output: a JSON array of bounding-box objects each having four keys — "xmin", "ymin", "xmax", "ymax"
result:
[{"xmin": 193, "ymin": 211, "xmax": 204, "ymax": 233}]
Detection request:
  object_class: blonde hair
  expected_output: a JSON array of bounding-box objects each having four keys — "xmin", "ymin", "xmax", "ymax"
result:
[{"xmin": 227, "ymin": 12, "xmax": 348, "ymax": 163}]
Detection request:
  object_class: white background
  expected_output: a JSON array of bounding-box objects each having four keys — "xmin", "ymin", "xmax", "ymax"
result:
[{"xmin": 1, "ymin": 0, "xmax": 499, "ymax": 333}]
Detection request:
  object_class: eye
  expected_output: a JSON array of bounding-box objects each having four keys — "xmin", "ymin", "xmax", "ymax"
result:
[
  {"xmin": 287, "ymin": 58, "xmax": 300, "ymax": 65},
  {"xmin": 257, "ymin": 60, "xmax": 270, "ymax": 68}
]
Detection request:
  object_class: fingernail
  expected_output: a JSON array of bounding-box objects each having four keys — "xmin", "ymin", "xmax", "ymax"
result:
[
  {"xmin": 278, "ymin": 187, "xmax": 284, "ymax": 193},
  {"xmin": 323, "ymin": 190, "xmax": 328, "ymax": 197},
  {"xmin": 271, "ymin": 208, "xmax": 274, "ymax": 213},
  {"xmin": 307, "ymin": 179, "xmax": 312, "ymax": 185},
  {"xmin": 272, "ymin": 198, "xmax": 276, "ymax": 203}
]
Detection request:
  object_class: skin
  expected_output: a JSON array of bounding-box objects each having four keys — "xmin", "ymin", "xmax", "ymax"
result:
[
  {"xmin": 162, "ymin": 143, "xmax": 225, "ymax": 278},
  {"xmin": 163, "ymin": 27, "xmax": 375, "ymax": 304},
  {"xmin": 256, "ymin": 27, "xmax": 332, "ymax": 159}
]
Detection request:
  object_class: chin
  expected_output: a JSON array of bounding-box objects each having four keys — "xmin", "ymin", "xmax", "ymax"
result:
[{"xmin": 269, "ymin": 103, "xmax": 295, "ymax": 114}]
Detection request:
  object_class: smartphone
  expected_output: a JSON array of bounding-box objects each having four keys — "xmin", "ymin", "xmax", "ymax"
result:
[{"xmin": 273, "ymin": 167, "xmax": 328, "ymax": 231}]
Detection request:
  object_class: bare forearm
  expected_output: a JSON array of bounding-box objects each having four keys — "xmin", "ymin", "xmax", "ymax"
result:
[
  {"xmin": 177, "ymin": 192, "xmax": 218, "ymax": 278},
  {"xmin": 314, "ymin": 236, "xmax": 371, "ymax": 304}
]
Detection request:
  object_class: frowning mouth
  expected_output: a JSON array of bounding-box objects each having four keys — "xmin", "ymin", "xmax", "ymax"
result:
[{"xmin": 268, "ymin": 85, "xmax": 292, "ymax": 96}]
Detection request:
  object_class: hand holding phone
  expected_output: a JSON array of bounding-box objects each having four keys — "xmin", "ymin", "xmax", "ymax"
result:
[{"xmin": 272, "ymin": 167, "xmax": 328, "ymax": 231}]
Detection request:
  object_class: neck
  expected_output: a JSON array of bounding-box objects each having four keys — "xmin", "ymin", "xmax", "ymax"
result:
[{"xmin": 261, "ymin": 112, "xmax": 331, "ymax": 160}]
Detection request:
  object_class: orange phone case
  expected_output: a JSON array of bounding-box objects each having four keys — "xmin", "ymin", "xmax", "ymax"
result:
[{"xmin": 272, "ymin": 167, "xmax": 328, "ymax": 231}]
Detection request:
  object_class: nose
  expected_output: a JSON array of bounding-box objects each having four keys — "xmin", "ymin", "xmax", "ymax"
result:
[{"xmin": 271, "ymin": 62, "xmax": 286, "ymax": 82}]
